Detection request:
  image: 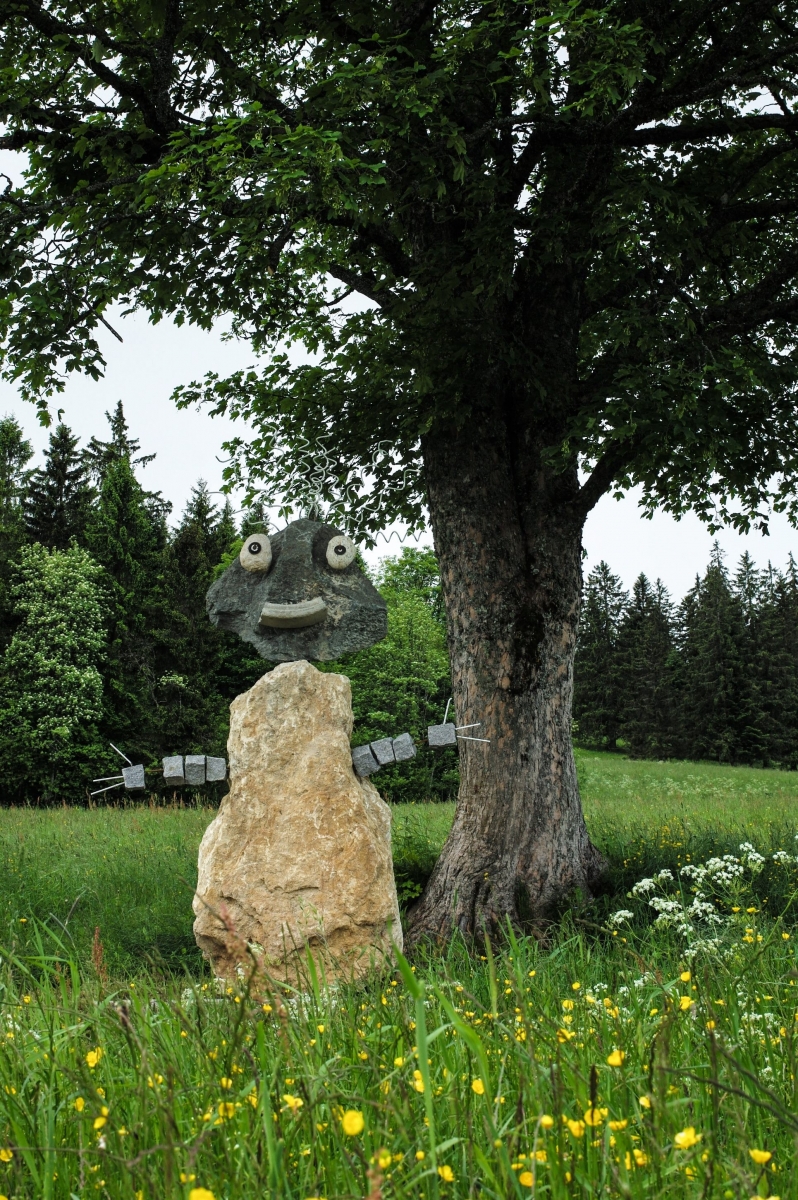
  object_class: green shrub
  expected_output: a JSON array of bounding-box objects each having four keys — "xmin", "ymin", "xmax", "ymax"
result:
[{"xmin": 0, "ymin": 544, "xmax": 107, "ymax": 801}]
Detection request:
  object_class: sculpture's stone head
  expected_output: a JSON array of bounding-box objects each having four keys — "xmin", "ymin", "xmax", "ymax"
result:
[{"xmin": 206, "ymin": 518, "xmax": 387, "ymax": 662}]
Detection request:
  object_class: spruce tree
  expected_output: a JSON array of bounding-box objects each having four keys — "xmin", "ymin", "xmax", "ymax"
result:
[
  {"xmin": 158, "ymin": 482, "xmax": 262, "ymax": 754},
  {"xmin": 675, "ymin": 546, "xmax": 747, "ymax": 763},
  {"xmin": 0, "ymin": 416, "xmax": 33, "ymax": 647},
  {"xmin": 239, "ymin": 500, "xmax": 270, "ymax": 540},
  {"xmin": 617, "ymin": 575, "xmax": 676, "ymax": 758},
  {"xmin": 84, "ymin": 400, "xmax": 155, "ymax": 484},
  {"xmin": 573, "ymin": 562, "xmax": 628, "ymax": 750},
  {"xmin": 756, "ymin": 559, "xmax": 798, "ymax": 768},
  {"xmin": 86, "ymin": 457, "xmax": 166, "ymax": 757},
  {"xmin": 24, "ymin": 424, "xmax": 93, "ymax": 550},
  {"xmin": 730, "ymin": 554, "xmax": 770, "ymax": 764}
]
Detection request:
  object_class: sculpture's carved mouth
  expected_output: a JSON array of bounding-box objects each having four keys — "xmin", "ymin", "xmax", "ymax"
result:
[{"xmin": 259, "ymin": 597, "xmax": 328, "ymax": 629}]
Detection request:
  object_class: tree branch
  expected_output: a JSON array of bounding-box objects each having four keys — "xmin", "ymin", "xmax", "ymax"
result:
[
  {"xmin": 621, "ymin": 112, "xmax": 798, "ymax": 146},
  {"xmin": 327, "ymin": 264, "xmax": 395, "ymax": 309},
  {"xmin": 573, "ymin": 439, "xmax": 639, "ymax": 517}
]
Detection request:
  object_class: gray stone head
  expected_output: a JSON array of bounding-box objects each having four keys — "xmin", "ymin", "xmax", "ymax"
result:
[{"xmin": 206, "ymin": 517, "xmax": 387, "ymax": 662}]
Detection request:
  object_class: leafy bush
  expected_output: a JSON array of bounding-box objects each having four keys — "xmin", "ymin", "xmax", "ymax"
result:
[
  {"xmin": 0, "ymin": 544, "xmax": 108, "ymax": 801},
  {"xmin": 323, "ymin": 548, "xmax": 458, "ymax": 803}
]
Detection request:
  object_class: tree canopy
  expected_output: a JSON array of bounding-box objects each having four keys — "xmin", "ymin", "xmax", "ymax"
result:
[{"xmin": 3, "ymin": 1, "xmax": 798, "ymax": 537}]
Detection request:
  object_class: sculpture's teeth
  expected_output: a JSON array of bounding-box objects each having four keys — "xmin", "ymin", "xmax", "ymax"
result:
[{"xmin": 259, "ymin": 596, "xmax": 327, "ymax": 629}]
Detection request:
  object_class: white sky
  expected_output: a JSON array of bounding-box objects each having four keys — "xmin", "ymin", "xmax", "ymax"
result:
[{"xmin": 1, "ymin": 307, "xmax": 796, "ymax": 598}]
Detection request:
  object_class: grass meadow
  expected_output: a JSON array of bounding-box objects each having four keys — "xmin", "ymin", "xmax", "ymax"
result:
[{"xmin": 2, "ymin": 751, "xmax": 798, "ymax": 1198}]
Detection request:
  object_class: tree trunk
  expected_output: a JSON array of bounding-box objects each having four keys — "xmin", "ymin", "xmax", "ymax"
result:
[{"xmin": 406, "ymin": 397, "xmax": 605, "ymax": 943}]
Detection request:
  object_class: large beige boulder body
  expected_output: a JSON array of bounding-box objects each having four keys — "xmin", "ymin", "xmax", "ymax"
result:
[{"xmin": 193, "ymin": 660, "xmax": 402, "ymax": 982}]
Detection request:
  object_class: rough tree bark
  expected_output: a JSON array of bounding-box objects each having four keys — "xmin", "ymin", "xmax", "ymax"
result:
[{"xmin": 406, "ymin": 389, "xmax": 605, "ymax": 943}]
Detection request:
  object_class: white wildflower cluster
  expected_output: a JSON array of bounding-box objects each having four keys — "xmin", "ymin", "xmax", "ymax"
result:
[
  {"xmin": 608, "ymin": 909, "xmax": 634, "ymax": 927},
  {"xmin": 738, "ymin": 843, "xmax": 766, "ymax": 870},
  {"xmin": 614, "ymin": 840, "xmax": 791, "ymax": 953},
  {"xmin": 681, "ymin": 855, "xmax": 744, "ymax": 885},
  {"xmin": 631, "ymin": 869, "xmax": 675, "ymax": 898},
  {"xmin": 683, "ymin": 937, "xmax": 722, "ymax": 961}
]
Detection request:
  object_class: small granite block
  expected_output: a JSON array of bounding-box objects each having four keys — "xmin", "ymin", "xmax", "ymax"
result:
[
  {"xmin": 122, "ymin": 764, "xmax": 146, "ymax": 791},
  {"xmin": 163, "ymin": 755, "xmax": 185, "ymax": 784},
  {"xmin": 352, "ymin": 744, "xmax": 380, "ymax": 776},
  {"xmin": 392, "ymin": 732, "xmax": 416, "ymax": 762},
  {"xmin": 185, "ymin": 754, "xmax": 206, "ymax": 785},
  {"xmin": 428, "ymin": 723, "xmax": 457, "ymax": 747},
  {"xmin": 205, "ymin": 756, "xmax": 227, "ymax": 782},
  {"xmin": 370, "ymin": 737, "xmax": 396, "ymax": 766}
]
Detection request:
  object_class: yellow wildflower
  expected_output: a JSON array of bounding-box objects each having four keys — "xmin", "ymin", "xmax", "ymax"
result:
[
  {"xmin": 679, "ymin": 996, "xmax": 693, "ymax": 1012},
  {"xmin": 557, "ymin": 1028, "xmax": 575, "ymax": 1042},
  {"xmin": 0, "ymin": 1150, "xmax": 12, "ymax": 1164},
  {"xmin": 74, "ymin": 1097, "xmax": 85, "ymax": 1112},
  {"xmin": 471, "ymin": 1079, "xmax": 485, "ymax": 1095},
  {"xmin": 609, "ymin": 1119, "xmax": 628, "ymax": 1131},
  {"xmin": 437, "ymin": 1165, "xmax": 455, "ymax": 1182},
  {"xmin": 562, "ymin": 999, "xmax": 574, "ymax": 1011},
  {"xmin": 394, "ymin": 1056, "xmax": 405, "ymax": 1067},
  {"xmin": 415, "ymin": 1150, "xmax": 425, "ymax": 1161},
  {"xmin": 189, "ymin": 1190, "xmax": 215, "ymax": 1200},
  {"xmin": 85, "ymin": 1048, "xmax": 103, "ymax": 1068},
  {"xmin": 584, "ymin": 1107, "xmax": 608, "ymax": 1126},
  {"xmin": 680, "ymin": 971, "xmax": 691, "ymax": 982},
  {"xmin": 749, "ymin": 1149, "xmax": 772, "ymax": 1165},
  {"xmin": 282, "ymin": 1094, "xmax": 303, "ymax": 1112},
  {"xmin": 217, "ymin": 1102, "xmax": 235, "ymax": 1120},
  {"xmin": 539, "ymin": 1114, "xmax": 555, "ymax": 1129},
  {"xmin": 566, "ymin": 1119, "xmax": 585, "ymax": 1138},
  {"xmin": 412, "ymin": 1070, "xmax": 425, "ymax": 1092},
  {"xmin": 674, "ymin": 1127, "xmax": 701, "ymax": 1150},
  {"xmin": 341, "ymin": 1110, "xmax": 364, "ymax": 1136},
  {"xmin": 606, "ymin": 1049, "xmax": 625, "ymax": 1067},
  {"xmin": 633, "ymin": 1149, "xmax": 648, "ymax": 1166},
  {"xmin": 519, "ymin": 1170, "xmax": 533, "ymax": 1185},
  {"xmin": 639, "ymin": 1096, "xmax": 651, "ymax": 1109}
]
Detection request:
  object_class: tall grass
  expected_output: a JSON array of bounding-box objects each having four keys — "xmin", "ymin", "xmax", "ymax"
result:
[
  {"xmin": 3, "ymin": 752, "xmax": 798, "ymax": 975},
  {"xmin": 3, "ymin": 755, "xmax": 798, "ymax": 1194},
  {"xmin": 2, "ymin": 916, "xmax": 798, "ymax": 1198}
]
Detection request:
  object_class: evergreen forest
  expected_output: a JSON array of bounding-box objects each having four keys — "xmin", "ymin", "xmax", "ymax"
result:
[
  {"xmin": 2, "ymin": 403, "xmax": 796, "ymax": 805},
  {"xmin": 0, "ymin": 406, "xmax": 454, "ymax": 804},
  {"xmin": 574, "ymin": 555, "xmax": 798, "ymax": 767}
]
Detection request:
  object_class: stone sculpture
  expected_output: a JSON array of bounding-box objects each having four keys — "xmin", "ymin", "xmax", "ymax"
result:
[
  {"xmin": 193, "ymin": 661, "xmax": 401, "ymax": 982},
  {"xmin": 193, "ymin": 516, "xmax": 404, "ymax": 984},
  {"xmin": 206, "ymin": 517, "xmax": 387, "ymax": 662}
]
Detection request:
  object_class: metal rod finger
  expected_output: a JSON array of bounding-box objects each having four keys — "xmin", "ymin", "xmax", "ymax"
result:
[{"xmin": 109, "ymin": 742, "xmax": 132, "ymax": 766}]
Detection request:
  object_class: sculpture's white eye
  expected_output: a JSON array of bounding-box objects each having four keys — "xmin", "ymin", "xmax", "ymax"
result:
[
  {"xmin": 326, "ymin": 534, "xmax": 356, "ymax": 569},
  {"xmin": 240, "ymin": 534, "xmax": 272, "ymax": 572}
]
